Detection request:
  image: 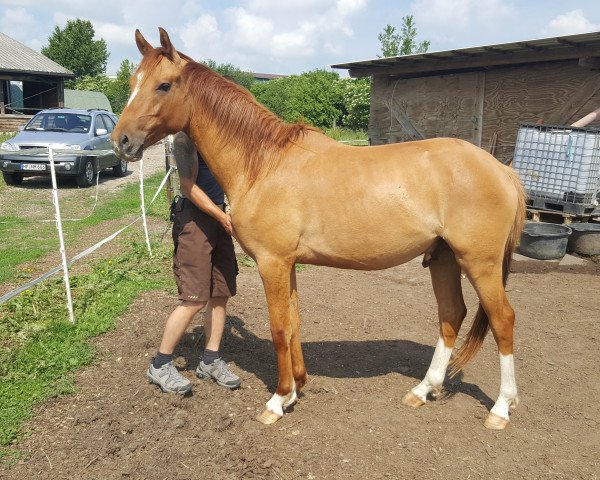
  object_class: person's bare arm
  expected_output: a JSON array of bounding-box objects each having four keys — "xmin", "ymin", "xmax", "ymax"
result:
[{"xmin": 174, "ymin": 132, "xmax": 233, "ymax": 235}]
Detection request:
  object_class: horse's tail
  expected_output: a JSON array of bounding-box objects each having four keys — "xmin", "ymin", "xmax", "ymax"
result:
[{"xmin": 449, "ymin": 168, "xmax": 525, "ymax": 377}]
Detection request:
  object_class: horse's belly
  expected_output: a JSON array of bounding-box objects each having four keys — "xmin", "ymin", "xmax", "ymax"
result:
[{"xmin": 296, "ymin": 234, "xmax": 435, "ymax": 270}]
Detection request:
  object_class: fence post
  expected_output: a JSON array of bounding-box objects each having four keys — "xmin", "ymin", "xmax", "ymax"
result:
[
  {"xmin": 139, "ymin": 158, "xmax": 152, "ymax": 256},
  {"xmin": 49, "ymin": 146, "xmax": 75, "ymax": 323}
]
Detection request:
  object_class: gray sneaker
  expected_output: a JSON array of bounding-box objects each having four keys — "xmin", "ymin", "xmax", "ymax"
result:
[
  {"xmin": 147, "ymin": 360, "xmax": 192, "ymax": 394},
  {"xmin": 196, "ymin": 358, "xmax": 241, "ymax": 389}
]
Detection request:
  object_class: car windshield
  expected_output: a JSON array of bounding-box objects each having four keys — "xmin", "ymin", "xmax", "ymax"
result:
[{"xmin": 25, "ymin": 113, "xmax": 92, "ymax": 133}]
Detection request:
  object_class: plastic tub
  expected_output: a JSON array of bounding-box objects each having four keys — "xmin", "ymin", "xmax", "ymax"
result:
[
  {"xmin": 517, "ymin": 222, "xmax": 572, "ymax": 260},
  {"xmin": 566, "ymin": 223, "xmax": 600, "ymax": 256}
]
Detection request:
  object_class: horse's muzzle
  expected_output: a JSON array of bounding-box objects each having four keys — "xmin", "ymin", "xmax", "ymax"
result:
[{"xmin": 111, "ymin": 138, "xmax": 144, "ymax": 163}]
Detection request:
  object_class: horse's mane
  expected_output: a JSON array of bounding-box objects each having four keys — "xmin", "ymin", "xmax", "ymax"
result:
[{"xmin": 169, "ymin": 54, "xmax": 314, "ymax": 186}]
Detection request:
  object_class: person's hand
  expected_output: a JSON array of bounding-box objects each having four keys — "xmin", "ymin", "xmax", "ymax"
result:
[{"xmin": 220, "ymin": 213, "xmax": 234, "ymax": 236}]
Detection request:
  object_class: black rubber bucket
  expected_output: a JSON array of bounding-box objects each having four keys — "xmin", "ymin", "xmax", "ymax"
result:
[
  {"xmin": 567, "ymin": 223, "xmax": 600, "ymax": 256},
  {"xmin": 517, "ymin": 222, "xmax": 572, "ymax": 260}
]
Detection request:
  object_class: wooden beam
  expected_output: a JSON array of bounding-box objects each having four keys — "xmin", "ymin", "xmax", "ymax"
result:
[
  {"xmin": 473, "ymin": 72, "xmax": 485, "ymax": 147},
  {"xmin": 387, "ymin": 96, "xmax": 425, "ymax": 140},
  {"xmin": 579, "ymin": 56, "xmax": 600, "ymax": 69},
  {"xmin": 543, "ymin": 71, "xmax": 600, "ymax": 125},
  {"xmin": 347, "ymin": 44, "xmax": 600, "ymax": 78},
  {"xmin": 0, "ymin": 81, "xmax": 5, "ymax": 114},
  {"xmin": 57, "ymin": 78, "xmax": 64, "ymax": 108}
]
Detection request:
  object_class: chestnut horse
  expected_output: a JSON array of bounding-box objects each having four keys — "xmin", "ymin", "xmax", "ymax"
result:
[{"xmin": 112, "ymin": 28, "xmax": 526, "ymax": 430}]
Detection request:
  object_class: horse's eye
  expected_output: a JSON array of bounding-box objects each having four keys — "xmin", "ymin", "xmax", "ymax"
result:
[{"xmin": 157, "ymin": 83, "xmax": 171, "ymax": 92}]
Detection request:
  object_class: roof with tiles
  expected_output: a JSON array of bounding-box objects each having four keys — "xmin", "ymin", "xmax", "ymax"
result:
[{"xmin": 0, "ymin": 32, "xmax": 73, "ymax": 77}]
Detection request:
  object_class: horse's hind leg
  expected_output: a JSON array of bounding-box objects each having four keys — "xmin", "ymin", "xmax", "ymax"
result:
[
  {"xmin": 403, "ymin": 244, "xmax": 467, "ymax": 407},
  {"xmin": 461, "ymin": 260, "xmax": 519, "ymax": 430}
]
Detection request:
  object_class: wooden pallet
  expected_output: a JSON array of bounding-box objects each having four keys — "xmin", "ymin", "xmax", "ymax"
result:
[
  {"xmin": 526, "ymin": 208, "xmax": 598, "ymax": 225},
  {"xmin": 526, "ymin": 197, "xmax": 597, "ymax": 215}
]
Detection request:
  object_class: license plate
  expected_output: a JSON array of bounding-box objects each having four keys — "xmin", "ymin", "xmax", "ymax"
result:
[{"xmin": 21, "ymin": 163, "xmax": 47, "ymax": 171}]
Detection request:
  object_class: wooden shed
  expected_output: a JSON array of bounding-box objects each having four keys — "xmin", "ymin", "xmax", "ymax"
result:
[
  {"xmin": 332, "ymin": 31, "xmax": 600, "ymax": 164},
  {"xmin": 0, "ymin": 32, "xmax": 74, "ymax": 130}
]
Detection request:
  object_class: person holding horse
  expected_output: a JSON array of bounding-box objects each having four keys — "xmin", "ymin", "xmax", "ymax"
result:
[{"xmin": 147, "ymin": 131, "xmax": 241, "ymax": 393}]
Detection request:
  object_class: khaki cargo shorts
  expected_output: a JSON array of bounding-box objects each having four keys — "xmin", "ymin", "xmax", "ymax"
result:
[{"xmin": 172, "ymin": 198, "xmax": 237, "ymax": 302}]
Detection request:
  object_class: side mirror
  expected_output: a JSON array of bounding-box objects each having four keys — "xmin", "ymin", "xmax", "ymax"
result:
[{"xmin": 95, "ymin": 128, "xmax": 108, "ymax": 136}]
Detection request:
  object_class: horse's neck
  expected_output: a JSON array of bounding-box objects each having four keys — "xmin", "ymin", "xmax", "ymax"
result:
[{"xmin": 187, "ymin": 123, "xmax": 247, "ymax": 202}]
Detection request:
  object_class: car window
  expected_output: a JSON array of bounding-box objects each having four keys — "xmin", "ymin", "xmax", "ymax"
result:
[
  {"xmin": 25, "ymin": 113, "xmax": 91, "ymax": 133},
  {"xmin": 101, "ymin": 114, "xmax": 116, "ymax": 133},
  {"xmin": 94, "ymin": 115, "xmax": 107, "ymax": 133}
]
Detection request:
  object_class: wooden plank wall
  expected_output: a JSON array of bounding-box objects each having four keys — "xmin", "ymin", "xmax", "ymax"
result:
[
  {"xmin": 482, "ymin": 59, "xmax": 600, "ymax": 163},
  {"xmin": 0, "ymin": 114, "xmax": 32, "ymax": 132},
  {"xmin": 369, "ymin": 59, "xmax": 600, "ymax": 164},
  {"xmin": 369, "ymin": 71, "xmax": 484, "ymax": 146}
]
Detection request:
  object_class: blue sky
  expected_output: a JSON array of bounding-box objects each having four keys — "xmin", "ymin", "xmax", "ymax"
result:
[{"xmin": 1, "ymin": 0, "xmax": 600, "ymax": 75}]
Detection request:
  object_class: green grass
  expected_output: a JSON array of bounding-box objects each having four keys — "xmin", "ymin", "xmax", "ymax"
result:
[
  {"xmin": 323, "ymin": 126, "xmax": 368, "ymax": 144},
  {"xmin": 0, "ymin": 239, "xmax": 173, "ymax": 446},
  {"xmin": 0, "ymin": 133, "xmax": 15, "ymax": 144},
  {"xmin": 0, "ymin": 171, "xmax": 169, "ymax": 284}
]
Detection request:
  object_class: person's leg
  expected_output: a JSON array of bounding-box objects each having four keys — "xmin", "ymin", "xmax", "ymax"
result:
[
  {"xmin": 159, "ymin": 301, "xmax": 206, "ymax": 355},
  {"xmin": 203, "ymin": 296, "xmax": 227, "ymax": 353},
  {"xmin": 197, "ymin": 295, "xmax": 241, "ymax": 389},
  {"xmin": 147, "ymin": 301, "xmax": 206, "ymax": 394}
]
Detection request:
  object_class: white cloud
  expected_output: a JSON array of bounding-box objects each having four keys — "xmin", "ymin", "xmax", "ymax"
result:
[
  {"xmin": 218, "ymin": 0, "xmax": 365, "ymax": 64},
  {"xmin": 412, "ymin": 0, "xmax": 513, "ymax": 29},
  {"xmin": 178, "ymin": 14, "xmax": 222, "ymax": 55},
  {"xmin": 543, "ymin": 9, "xmax": 600, "ymax": 36},
  {"xmin": 93, "ymin": 22, "xmax": 137, "ymax": 45},
  {"xmin": 0, "ymin": 7, "xmax": 37, "ymax": 40}
]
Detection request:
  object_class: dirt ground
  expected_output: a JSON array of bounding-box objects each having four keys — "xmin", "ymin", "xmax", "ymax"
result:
[{"xmin": 2, "ymin": 251, "xmax": 600, "ymax": 479}]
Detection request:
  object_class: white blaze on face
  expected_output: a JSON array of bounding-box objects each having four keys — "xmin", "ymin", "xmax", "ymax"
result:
[{"xmin": 127, "ymin": 72, "xmax": 144, "ymax": 106}]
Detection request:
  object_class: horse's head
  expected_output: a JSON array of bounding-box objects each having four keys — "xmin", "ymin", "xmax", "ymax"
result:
[{"xmin": 112, "ymin": 28, "xmax": 190, "ymax": 162}]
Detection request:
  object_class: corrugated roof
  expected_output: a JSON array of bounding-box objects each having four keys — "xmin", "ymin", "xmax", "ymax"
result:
[
  {"xmin": 332, "ymin": 31, "xmax": 600, "ymax": 77},
  {"xmin": 0, "ymin": 32, "xmax": 73, "ymax": 77},
  {"xmin": 64, "ymin": 89, "xmax": 112, "ymax": 111}
]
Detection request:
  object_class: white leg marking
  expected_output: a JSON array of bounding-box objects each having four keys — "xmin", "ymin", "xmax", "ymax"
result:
[
  {"xmin": 411, "ymin": 337, "xmax": 453, "ymax": 402},
  {"xmin": 127, "ymin": 72, "xmax": 144, "ymax": 106},
  {"xmin": 265, "ymin": 384, "xmax": 297, "ymax": 417},
  {"xmin": 490, "ymin": 353, "xmax": 518, "ymax": 420}
]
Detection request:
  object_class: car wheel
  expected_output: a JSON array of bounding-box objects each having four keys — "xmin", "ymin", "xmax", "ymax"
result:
[
  {"xmin": 2, "ymin": 172, "xmax": 23, "ymax": 185},
  {"xmin": 112, "ymin": 158, "xmax": 128, "ymax": 177},
  {"xmin": 76, "ymin": 158, "xmax": 95, "ymax": 188}
]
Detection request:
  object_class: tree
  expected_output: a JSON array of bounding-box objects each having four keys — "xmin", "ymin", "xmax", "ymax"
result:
[
  {"xmin": 73, "ymin": 60, "xmax": 135, "ymax": 114},
  {"xmin": 251, "ymin": 70, "xmax": 345, "ymax": 129},
  {"xmin": 339, "ymin": 77, "xmax": 371, "ymax": 131},
  {"xmin": 42, "ymin": 19, "xmax": 108, "ymax": 80},
  {"xmin": 203, "ymin": 60, "xmax": 256, "ymax": 91},
  {"xmin": 105, "ymin": 59, "xmax": 136, "ymax": 114},
  {"xmin": 378, "ymin": 24, "xmax": 401, "ymax": 58},
  {"xmin": 378, "ymin": 15, "xmax": 430, "ymax": 57}
]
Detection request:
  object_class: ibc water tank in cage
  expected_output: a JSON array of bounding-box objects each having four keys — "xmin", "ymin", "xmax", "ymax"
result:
[{"xmin": 512, "ymin": 123, "xmax": 600, "ymax": 214}]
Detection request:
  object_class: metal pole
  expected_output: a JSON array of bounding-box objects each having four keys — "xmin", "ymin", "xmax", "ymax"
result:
[{"xmin": 49, "ymin": 146, "xmax": 75, "ymax": 323}]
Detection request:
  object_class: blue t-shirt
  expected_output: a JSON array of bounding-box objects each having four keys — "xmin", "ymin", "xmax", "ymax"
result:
[{"xmin": 195, "ymin": 152, "xmax": 224, "ymax": 205}]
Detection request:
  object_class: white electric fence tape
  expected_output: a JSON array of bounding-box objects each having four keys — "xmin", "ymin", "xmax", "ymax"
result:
[{"xmin": 0, "ymin": 165, "xmax": 174, "ymax": 308}]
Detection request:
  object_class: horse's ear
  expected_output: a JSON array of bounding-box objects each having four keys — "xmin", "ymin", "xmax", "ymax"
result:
[
  {"xmin": 135, "ymin": 29, "xmax": 152, "ymax": 56},
  {"xmin": 158, "ymin": 27, "xmax": 181, "ymax": 62}
]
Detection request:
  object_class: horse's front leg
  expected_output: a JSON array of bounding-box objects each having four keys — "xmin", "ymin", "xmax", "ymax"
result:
[
  {"xmin": 256, "ymin": 257, "xmax": 297, "ymax": 425},
  {"xmin": 290, "ymin": 268, "xmax": 307, "ymax": 392}
]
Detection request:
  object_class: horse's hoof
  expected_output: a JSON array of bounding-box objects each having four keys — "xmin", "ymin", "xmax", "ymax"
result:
[
  {"xmin": 283, "ymin": 395, "xmax": 298, "ymax": 410},
  {"xmin": 402, "ymin": 391, "xmax": 425, "ymax": 408},
  {"xmin": 484, "ymin": 413, "xmax": 509, "ymax": 430},
  {"xmin": 256, "ymin": 409, "xmax": 282, "ymax": 425}
]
